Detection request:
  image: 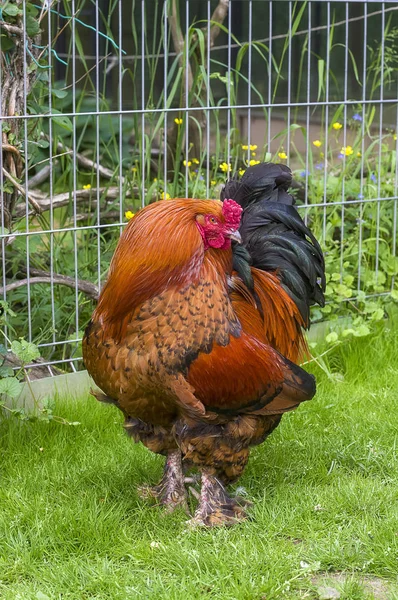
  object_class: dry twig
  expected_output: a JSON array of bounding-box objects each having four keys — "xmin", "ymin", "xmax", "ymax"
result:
[
  {"xmin": 0, "ymin": 271, "xmax": 99, "ymax": 301},
  {"xmin": 2, "ymin": 167, "xmax": 42, "ymax": 214},
  {"xmin": 14, "ymin": 186, "xmax": 138, "ymax": 218},
  {"xmin": 46, "ymin": 136, "xmax": 125, "ymax": 182}
]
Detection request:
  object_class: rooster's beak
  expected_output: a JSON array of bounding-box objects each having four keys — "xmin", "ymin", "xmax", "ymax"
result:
[{"xmin": 227, "ymin": 229, "xmax": 242, "ymax": 244}]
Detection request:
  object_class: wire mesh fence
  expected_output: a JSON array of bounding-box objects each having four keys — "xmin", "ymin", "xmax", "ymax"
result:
[{"xmin": 0, "ymin": 0, "xmax": 397, "ymax": 375}]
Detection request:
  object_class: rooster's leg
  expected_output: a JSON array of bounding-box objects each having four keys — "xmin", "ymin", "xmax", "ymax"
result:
[
  {"xmin": 188, "ymin": 471, "xmax": 247, "ymax": 527},
  {"xmin": 138, "ymin": 449, "xmax": 188, "ymax": 513}
]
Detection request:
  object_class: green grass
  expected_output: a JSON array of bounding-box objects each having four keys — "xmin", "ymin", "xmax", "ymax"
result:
[{"xmin": 1, "ymin": 326, "xmax": 398, "ymax": 599}]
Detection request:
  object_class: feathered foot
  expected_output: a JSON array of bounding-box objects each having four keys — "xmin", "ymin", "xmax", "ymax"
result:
[
  {"xmin": 138, "ymin": 450, "xmax": 188, "ymax": 513},
  {"xmin": 188, "ymin": 472, "xmax": 248, "ymax": 527}
]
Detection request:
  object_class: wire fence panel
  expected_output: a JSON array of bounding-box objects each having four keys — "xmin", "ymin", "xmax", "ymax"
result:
[{"xmin": 0, "ymin": 0, "xmax": 397, "ymax": 374}]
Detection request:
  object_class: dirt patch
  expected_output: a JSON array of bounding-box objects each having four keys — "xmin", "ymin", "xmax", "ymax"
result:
[{"xmin": 311, "ymin": 573, "xmax": 395, "ymax": 599}]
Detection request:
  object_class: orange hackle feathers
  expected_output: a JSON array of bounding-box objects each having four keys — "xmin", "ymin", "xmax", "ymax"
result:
[
  {"xmin": 94, "ymin": 199, "xmax": 229, "ymax": 339},
  {"xmin": 251, "ymin": 268, "xmax": 308, "ymax": 363}
]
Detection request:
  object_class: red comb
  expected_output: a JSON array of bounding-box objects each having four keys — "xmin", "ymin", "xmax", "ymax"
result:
[{"xmin": 222, "ymin": 198, "xmax": 242, "ymax": 228}]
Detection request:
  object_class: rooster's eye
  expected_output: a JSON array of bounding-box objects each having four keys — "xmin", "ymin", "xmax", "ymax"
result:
[{"xmin": 209, "ymin": 217, "xmax": 218, "ymax": 225}]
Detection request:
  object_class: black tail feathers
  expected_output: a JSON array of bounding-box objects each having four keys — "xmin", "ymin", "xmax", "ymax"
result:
[{"xmin": 221, "ymin": 162, "xmax": 326, "ymax": 327}]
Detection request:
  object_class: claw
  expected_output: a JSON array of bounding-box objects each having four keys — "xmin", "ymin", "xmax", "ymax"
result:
[
  {"xmin": 138, "ymin": 450, "xmax": 188, "ymax": 513},
  {"xmin": 187, "ymin": 472, "xmax": 249, "ymax": 527}
]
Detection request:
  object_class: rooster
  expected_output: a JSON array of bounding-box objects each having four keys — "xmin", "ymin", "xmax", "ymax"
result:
[{"xmin": 83, "ymin": 162, "xmax": 325, "ymax": 526}]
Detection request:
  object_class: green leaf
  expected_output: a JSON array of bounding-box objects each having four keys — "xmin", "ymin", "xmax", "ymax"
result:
[
  {"xmin": 0, "ymin": 366, "xmax": 14, "ymax": 377},
  {"xmin": 0, "ymin": 34, "xmax": 16, "ymax": 51},
  {"xmin": 321, "ymin": 305, "xmax": 332, "ymax": 314},
  {"xmin": 0, "ymin": 377, "xmax": 22, "ymax": 399},
  {"xmin": 391, "ymin": 290, "xmax": 398, "ymax": 301},
  {"xmin": 26, "ymin": 15, "xmax": 41, "ymax": 37},
  {"xmin": 326, "ymin": 332, "xmax": 339, "ymax": 344},
  {"xmin": 342, "ymin": 329, "xmax": 355, "ymax": 337},
  {"xmin": 3, "ymin": 4, "xmax": 22, "ymax": 16},
  {"xmin": 353, "ymin": 324, "xmax": 371, "ymax": 337},
  {"xmin": 52, "ymin": 114, "xmax": 73, "ymax": 132},
  {"xmin": 371, "ymin": 308, "xmax": 384, "ymax": 321},
  {"xmin": 11, "ymin": 340, "xmax": 40, "ymax": 364},
  {"xmin": 343, "ymin": 275, "xmax": 354, "ymax": 287},
  {"xmin": 51, "ymin": 88, "xmax": 68, "ymax": 99},
  {"xmin": 335, "ymin": 284, "xmax": 352, "ymax": 298}
]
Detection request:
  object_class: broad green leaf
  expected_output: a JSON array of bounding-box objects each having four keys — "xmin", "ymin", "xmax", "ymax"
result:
[
  {"xmin": 11, "ymin": 340, "xmax": 40, "ymax": 364},
  {"xmin": 26, "ymin": 15, "xmax": 41, "ymax": 37},
  {"xmin": 3, "ymin": 4, "xmax": 22, "ymax": 16},
  {"xmin": 0, "ymin": 377, "xmax": 22, "ymax": 399},
  {"xmin": 326, "ymin": 332, "xmax": 338, "ymax": 344},
  {"xmin": 0, "ymin": 34, "xmax": 16, "ymax": 51},
  {"xmin": 371, "ymin": 308, "xmax": 384, "ymax": 321},
  {"xmin": 52, "ymin": 88, "xmax": 68, "ymax": 99},
  {"xmin": 353, "ymin": 324, "xmax": 371, "ymax": 337},
  {"xmin": 52, "ymin": 115, "xmax": 73, "ymax": 132},
  {"xmin": 342, "ymin": 329, "xmax": 355, "ymax": 337},
  {"xmin": 0, "ymin": 366, "xmax": 14, "ymax": 377}
]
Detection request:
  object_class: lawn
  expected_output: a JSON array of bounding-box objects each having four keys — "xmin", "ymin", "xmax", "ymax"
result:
[{"xmin": 0, "ymin": 325, "xmax": 398, "ymax": 599}]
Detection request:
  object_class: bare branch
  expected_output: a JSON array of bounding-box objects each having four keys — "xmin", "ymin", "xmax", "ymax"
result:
[
  {"xmin": 0, "ymin": 21, "xmax": 23, "ymax": 36},
  {"xmin": 208, "ymin": 0, "xmax": 229, "ymax": 47},
  {"xmin": 0, "ymin": 271, "xmax": 99, "ymax": 300},
  {"xmin": 168, "ymin": 0, "xmax": 194, "ymax": 97},
  {"xmin": 14, "ymin": 186, "xmax": 137, "ymax": 218},
  {"xmin": 47, "ymin": 136, "xmax": 125, "ymax": 182},
  {"xmin": 2, "ymin": 167, "xmax": 42, "ymax": 214},
  {"xmin": 27, "ymin": 164, "xmax": 54, "ymax": 188}
]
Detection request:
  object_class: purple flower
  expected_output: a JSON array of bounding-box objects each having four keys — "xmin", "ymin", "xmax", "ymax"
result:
[
  {"xmin": 338, "ymin": 153, "xmax": 344, "ymax": 159},
  {"xmin": 353, "ymin": 113, "xmax": 362, "ymax": 122},
  {"xmin": 315, "ymin": 163, "xmax": 324, "ymax": 170},
  {"xmin": 357, "ymin": 193, "xmax": 364, "ymax": 199},
  {"xmin": 300, "ymin": 170, "xmax": 310, "ymax": 177},
  {"xmin": 370, "ymin": 173, "xmax": 377, "ymax": 182}
]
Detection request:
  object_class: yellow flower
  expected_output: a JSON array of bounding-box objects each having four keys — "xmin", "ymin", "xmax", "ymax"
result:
[
  {"xmin": 251, "ymin": 152, "xmax": 256, "ymax": 157},
  {"xmin": 341, "ymin": 145, "xmax": 353, "ymax": 156},
  {"xmin": 210, "ymin": 180, "xmax": 216, "ymax": 186},
  {"xmin": 131, "ymin": 167, "xmax": 137, "ymax": 172},
  {"xmin": 219, "ymin": 162, "xmax": 231, "ymax": 173},
  {"xmin": 249, "ymin": 159, "xmax": 260, "ymax": 166},
  {"xmin": 357, "ymin": 151, "xmax": 361, "ymax": 158},
  {"xmin": 241, "ymin": 144, "xmax": 249, "ymax": 151},
  {"xmin": 239, "ymin": 169, "xmax": 245, "ymax": 176},
  {"xmin": 83, "ymin": 184, "xmax": 92, "ymax": 190},
  {"xmin": 125, "ymin": 210, "xmax": 135, "ymax": 220},
  {"xmin": 394, "ymin": 133, "xmax": 397, "ymax": 141},
  {"xmin": 332, "ymin": 122, "xmax": 342, "ymax": 130},
  {"xmin": 153, "ymin": 178, "xmax": 158, "ymax": 182},
  {"xmin": 183, "ymin": 160, "xmax": 192, "ymax": 167},
  {"xmin": 278, "ymin": 152, "xmax": 287, "ymax": 160},
  {"xmin": 174, "ymin": 118, "xmax": 183, "ymax": 125},
  {"xmin": 192, "ymin": 158, "xmax": 200, "ymax": 164},
  {"xmin": 161, "ymin": 192, "xmax": 171, "ymax": 200},
  {"xmin": 249, "ymin": 144, "xmax": 257, "ymax": 151},
  {"xmin": 313, "ymin": 140, "xmax": 322, "ymax": 147}
]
